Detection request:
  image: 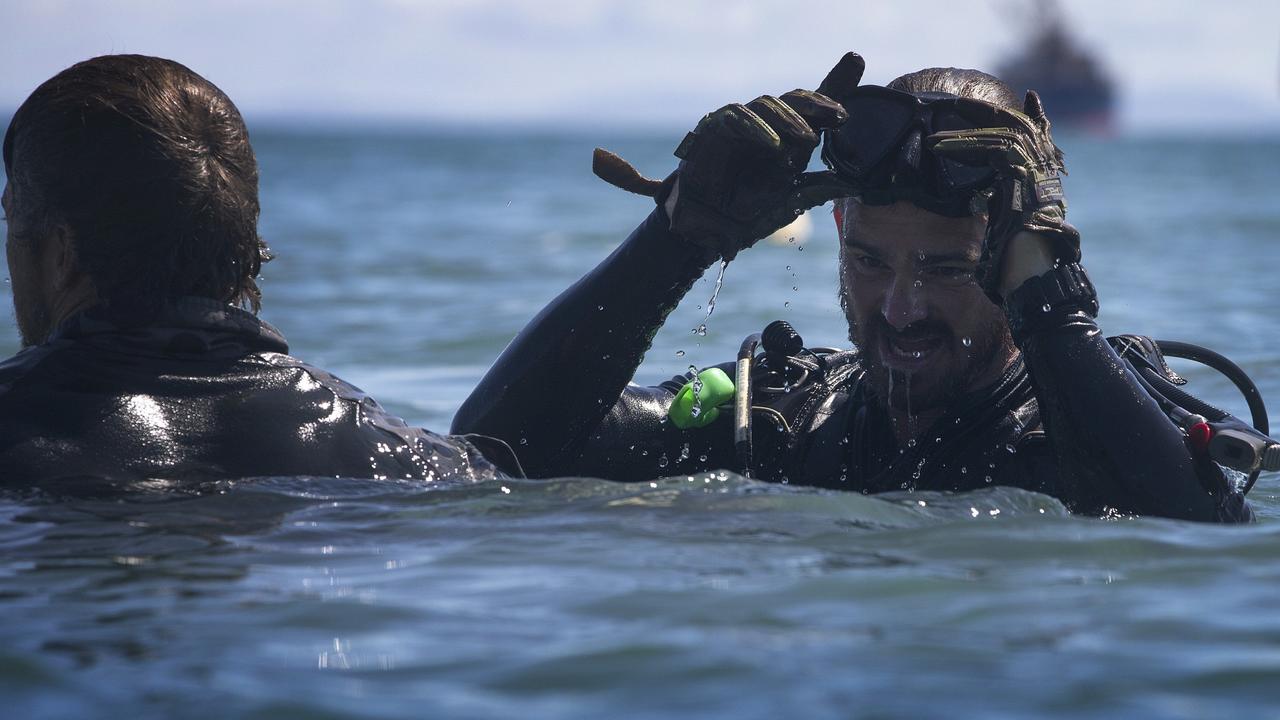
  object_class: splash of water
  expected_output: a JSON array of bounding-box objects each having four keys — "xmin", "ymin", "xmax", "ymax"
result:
[{"xmin": 691, "ymin": 259, "xmax": 729, "ymax": 337}]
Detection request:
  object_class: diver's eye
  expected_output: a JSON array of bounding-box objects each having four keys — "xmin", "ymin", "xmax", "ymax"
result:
[
  {"xmin": 851, "ymin": 253, "xmax": 888, "ymax": 273},
  {"xmin": 923, "ymin": 265, "xmax": 975, "ymax": 283}
]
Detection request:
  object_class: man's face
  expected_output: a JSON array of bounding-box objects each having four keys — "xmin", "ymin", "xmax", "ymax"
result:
[
  {"xmin": 837, "ymin": 199, "xmax": 1015, "ymax": 413},
  {"xmin": 2, "ymin": 182, "xmax": 53, "ymax": 347}
]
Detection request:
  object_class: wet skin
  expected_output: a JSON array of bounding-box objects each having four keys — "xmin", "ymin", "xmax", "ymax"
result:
[{"xmin": 836, "ymin": 199, "xmax": 1017, "ymax": 443}]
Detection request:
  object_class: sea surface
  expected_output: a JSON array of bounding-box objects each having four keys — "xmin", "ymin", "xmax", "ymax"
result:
[{"xmin": 2, "ymin": 128, "xmax": 1280, "ymax": 718}]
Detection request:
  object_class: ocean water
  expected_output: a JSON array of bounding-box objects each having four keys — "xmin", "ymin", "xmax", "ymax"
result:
[{"xmin": 2, "ymin": 129, "xmax": 1280, "ymax": 718}]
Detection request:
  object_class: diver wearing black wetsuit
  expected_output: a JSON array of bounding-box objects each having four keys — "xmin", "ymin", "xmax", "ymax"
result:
[
  {"xmin": 0, "ymin": 299, "xmax": 511, "ymax": 485},
  {"xmin": 454, "ymin": 55, "xmax": 1252, "ymax": 522},
  {"xmin": 0, "ymin": 55, "xmax": 513, "ymax": 487}
]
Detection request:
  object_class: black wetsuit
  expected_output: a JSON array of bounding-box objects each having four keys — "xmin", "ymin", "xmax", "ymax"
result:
[
  {"xmin": 454, "ymin": 209, "xmax": 1252, "ymax": 523},
  {"xmin": 0, "ymin": 298, "xmax": 515, "ymax": 487}
]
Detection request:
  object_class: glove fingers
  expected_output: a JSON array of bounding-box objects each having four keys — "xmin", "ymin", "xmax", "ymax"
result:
[
  {"xmin": 928, "ymin": 129, "xmax": 1027, "ymax": 169},
  {"xmin": 788, "ymin": 170, "xmax": 859, "ymax": 211},
  {"xmin": 698, "ymin": 103, "xmax": 788, "ymax": 159},
  {"xmin": 816, "ymin": 52, "xmax": 866, "ymax": 100},
  {"xmin": 1023, "ymin": 90, "xmax": 1050, "ymax": 131},
  {"xmin": 744, "ymin": 95, "xmax": 818, "ymax": 158},
  {"xmin": 778, "ymin": 89, "xmax": 848, "ymax": 133}
]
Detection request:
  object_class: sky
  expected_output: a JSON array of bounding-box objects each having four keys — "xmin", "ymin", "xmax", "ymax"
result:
[{"xmin": 2, "ymin": 0, "xmax": 1278, "ymax": 133}]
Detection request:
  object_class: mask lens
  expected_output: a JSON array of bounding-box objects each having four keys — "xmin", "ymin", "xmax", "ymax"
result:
[{"xmin": 827, "ymin": 94, "xmax": 915, "ymax": 178}]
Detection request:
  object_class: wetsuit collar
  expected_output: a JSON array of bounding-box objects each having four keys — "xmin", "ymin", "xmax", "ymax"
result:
[{"xmin": 47, "ymin": 297, "xmax": 290, "ymax": 354}]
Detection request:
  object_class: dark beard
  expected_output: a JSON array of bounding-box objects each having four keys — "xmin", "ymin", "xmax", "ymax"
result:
[{"xmin": 840, "ymin": 286, "xmax": 1008, "ymax": 413}]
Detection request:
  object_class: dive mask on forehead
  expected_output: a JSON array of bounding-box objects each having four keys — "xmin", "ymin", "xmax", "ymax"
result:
[{"xmin": 820, "ymin": 85, "xmax": 1039, "ymax": 217}]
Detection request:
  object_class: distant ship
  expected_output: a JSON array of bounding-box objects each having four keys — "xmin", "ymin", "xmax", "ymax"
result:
[{"xmin": 995, "ymin": 0, "xmax": 1116, "ymax": 132}]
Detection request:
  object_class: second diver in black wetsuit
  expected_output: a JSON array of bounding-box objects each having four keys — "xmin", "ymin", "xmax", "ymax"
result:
[
  {"xmin": 0, "ymin": 55, "xmax": 516, "ymax": 488},
  {"xmin": 454, "ymin": 53, "xmax": 1255, "ymax": 522}
]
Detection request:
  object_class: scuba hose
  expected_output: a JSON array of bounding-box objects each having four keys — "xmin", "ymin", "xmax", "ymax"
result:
[{"xmin": 1142, "ymin": 340, "xmax": 1278, "ymax": 494}]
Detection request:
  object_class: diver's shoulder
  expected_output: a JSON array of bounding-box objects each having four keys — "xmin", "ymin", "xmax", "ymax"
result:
[{"xmin": 0, "ymin": 342, "xmax": 70, "ymax": 395}]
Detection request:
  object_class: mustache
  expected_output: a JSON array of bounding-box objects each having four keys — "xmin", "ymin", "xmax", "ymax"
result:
[{"xmin": 864, "ymin": 314, "xmax": 952, "ymax": 344}]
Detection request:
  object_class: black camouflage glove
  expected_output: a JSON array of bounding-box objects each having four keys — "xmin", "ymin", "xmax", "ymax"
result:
[
  {"xmin": 927, "ymin": 90, "xmax": 1080, "ymax": 302},
  {"xmin": 593, "ymin": 53, "xmax": 865, "ymax": 260}
]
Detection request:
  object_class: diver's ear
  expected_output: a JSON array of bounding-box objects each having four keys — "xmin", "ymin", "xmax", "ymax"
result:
[{"xmin": 47, "ymin": 224, "xmax": 86, "ymax": 293}]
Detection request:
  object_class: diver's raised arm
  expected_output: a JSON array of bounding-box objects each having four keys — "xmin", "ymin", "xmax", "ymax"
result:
[
  {"xmin": 452, "ymin": 58, "xmax": 864, "ymax": 477},
  {"xmin": 451, "ymin": 207, "xmax": 714, "ymax": 476},
  {"xmin": 931, "ymin": 91, "xmax": 1249, "ymax": 521}
]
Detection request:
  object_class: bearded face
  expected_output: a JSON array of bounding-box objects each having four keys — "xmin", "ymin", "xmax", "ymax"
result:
[{"xmin": 836, "ymin": 199, "xmax": 1016, "ymax": 412}]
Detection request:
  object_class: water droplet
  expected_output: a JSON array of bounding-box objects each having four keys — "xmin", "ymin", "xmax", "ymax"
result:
[
  {"xmin": 912, "ymin": 350, "xmax": 922, "ymax": 359},
  {"xmin": 912, "ymin": 471, "xmax": 921, "ymax": 479},
  {"xmin": 784, "ymin": 301, "xmax": 790, "ymax": 308},
  {"xmin": 907, "ymin": 438, "xmax": 917, "ymax": 448},
  {"xmin": 962, "ymin": 337, "xmax": 972, "ymax": 347},
  {"xmin": 792, "ymin": 286, "xmax": 798, "ymax": 291},
  {"xmin": 984, "ymin": 475, "xmax": 993, "ymax": 483},
  {"xmin": 1042, "ymin": 303, "xmax": 1052, "ymax": 312},
  {"xmin": 689, "ymin": 405, "xmax": 701, "ymax": 418},
  {"xmin": 692, "ymin": 324, "xmax": 707, "ymax": 336},
  {"xmin": 797, "ymin": 245, "xmax": 804, "ymax": 251},
  {"xmin": 913, "ymin": 279, "xmax": 923, "ymax": 289},
  {"xmin": 597, "ymin": 305, "xmax": 605, "ymax": 311},
  {"xmin": 960, "ymin": 466, "xmax": 968, "ymax": 474},
  {"xmin": 1005, "ymin": 444, "xmax": 1016, "ymax": 454},
  {"xmin": 657, "ymin": 454, "xmax": 669, "ymax": 468},
  {"xmin": 698, "ymin": 454, "xmax": 707, "ymax": 462},
  {"xmin": 675, "ymin": 350, "xmax": 685, "ymax": 357},
  {"xmin": 785, "ymin": 265, "xmax": 792, "ymax": 271},
  {"xmin": 519, "ymin": 438, "xmax": 528, "ymax": 445}
]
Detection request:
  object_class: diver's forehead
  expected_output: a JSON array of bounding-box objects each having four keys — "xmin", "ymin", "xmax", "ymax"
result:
[{"xmin": 846, "ymin": 201, "xmax": 985, "ymax": 257}]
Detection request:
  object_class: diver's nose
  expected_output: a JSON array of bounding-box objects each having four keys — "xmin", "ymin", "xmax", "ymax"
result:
[{"xmin": 882, "ymin": 273, "xmax": 928, "ymax": 331}]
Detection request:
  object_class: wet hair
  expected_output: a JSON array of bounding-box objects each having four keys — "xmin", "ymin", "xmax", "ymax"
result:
[
  {"xmin": 2, "ymin": 54, "xmax": 271, "ymax": 313},
  {"xmin": 886, "ymin": 67, "xmax": 1021, "ymax": 111}
]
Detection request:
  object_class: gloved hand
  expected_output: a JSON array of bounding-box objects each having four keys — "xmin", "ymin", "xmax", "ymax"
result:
[
  {"xmin": 593, "ymin": 52, "xmax": 865, "ymax": 260},
  {"xmin": 926, "ymin": 90, "xmax": 1080, "ymax": 302}
]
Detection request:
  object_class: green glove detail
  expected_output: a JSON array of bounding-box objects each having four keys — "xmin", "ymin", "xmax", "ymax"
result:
[
  {"xmin": 662, "ymin": 53, "xmax": 866, "ymax": 259},
  {"xmin": 927, "ymin": 90, "xmax": 1081, "ymax": 303}
]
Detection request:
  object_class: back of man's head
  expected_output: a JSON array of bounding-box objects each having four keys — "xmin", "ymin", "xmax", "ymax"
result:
[
  {"xmin": 2, "ymin": 54, "xmax": 270, "ymax": 313},
  {"xmin": 886, "ymin": 66, "xmax": 1020, "ymax": 110}
]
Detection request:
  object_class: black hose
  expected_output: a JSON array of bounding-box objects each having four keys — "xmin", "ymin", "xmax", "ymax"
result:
[
  {"xmin": 1155, "ymin": 340, "xmax": 1270, "ymax": 495},
  {"xmin": 1156, "ymin": 340, "xmax": 1269, "ymax": 434}
]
